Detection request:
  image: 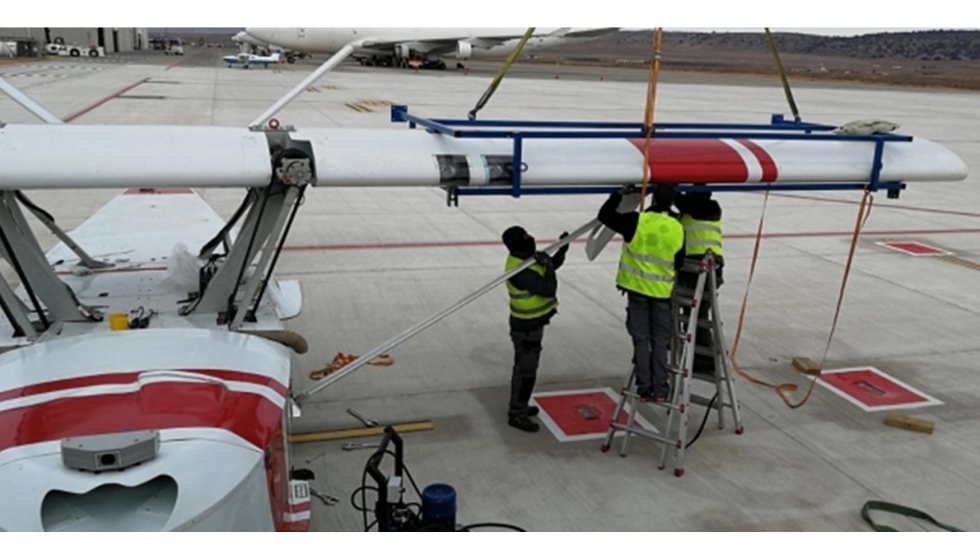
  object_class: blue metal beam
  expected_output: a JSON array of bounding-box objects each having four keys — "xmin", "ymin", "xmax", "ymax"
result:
[{"xmin": 447, "ymin": 182, "xmax": 905, "ymax": 197}]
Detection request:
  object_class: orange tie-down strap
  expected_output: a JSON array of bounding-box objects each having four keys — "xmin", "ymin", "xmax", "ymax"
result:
[
  {"xmin": 729, "ymin": 187, "xmax": 873, "ymax": 409},
  {"xmin": 309, "ymin": 352, "xmax": 394, "ymax": 380}
]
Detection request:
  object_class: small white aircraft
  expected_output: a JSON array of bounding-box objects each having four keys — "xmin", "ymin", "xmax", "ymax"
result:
[
  {"xmin": 223, "ymin": 51, "xmax": 282, "ymax": 69},
  {"xmin": 246, "ymin": 27, "xmax": 619, "ymax": 69}
]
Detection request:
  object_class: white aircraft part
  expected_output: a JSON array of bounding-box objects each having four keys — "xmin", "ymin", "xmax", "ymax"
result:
[
  {"xmin": 0, "ymin": 329, "xmax": 291, "ymax": 394},
  {"xmin": 294, "ymin": 129, "xmax": 969, "ymax": 187},
  {"xmin": 456, "ymin": 40, "xmax": 472, "ymax": 60},
  {"xmin": 271, "ymin": 280, "xmax": 303, "ymax": 320},
  {"xmin": 0, "ymin": 125, "xmax": 272, "ymax": 190},
  {"xmin": 0, "ymin": 126, "xmax": 967, "ymax": 192},
  {"xmin": 0, "ymin": 428, "xmax": 271, "ymax": 531}
]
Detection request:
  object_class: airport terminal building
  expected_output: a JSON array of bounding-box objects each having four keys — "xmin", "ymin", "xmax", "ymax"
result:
[{"xmin": 0, "ymin": 27, "xmax": 149, "ymax": 54}]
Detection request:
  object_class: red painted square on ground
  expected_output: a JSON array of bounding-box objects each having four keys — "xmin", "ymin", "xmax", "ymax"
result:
[
  {"xmin": 882, "ymin": 241, "xmax": 946, "ymax": 256},
  {"xmin": 821, "ymin": 369, "xmax": 927, "ymax": 408},
  {"xmin": 533, "ymin": 391, "xmax": 638, "ymax": 436}
]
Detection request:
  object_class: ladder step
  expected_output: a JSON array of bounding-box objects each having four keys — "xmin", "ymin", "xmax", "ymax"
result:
[
  {"xmin": 621, "ymin": 390, "xmax": 681, "ymax": 410},
  {"xmin": 690, "ymin": 394, "xmax": 720, "ymax": 409},
  {"xmin": 676, "ymin": 317, "xmax": 715, "ymax": 329}
]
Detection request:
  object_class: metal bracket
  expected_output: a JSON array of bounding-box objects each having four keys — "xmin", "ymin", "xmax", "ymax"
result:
[{"xmin": 445, "ymin": 186, "xmax": 460, "ymax": 207}]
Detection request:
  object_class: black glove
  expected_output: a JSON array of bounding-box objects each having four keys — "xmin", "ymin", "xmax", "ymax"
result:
[
  {"xmin": 534, "ymin": 251, "xmax": 553, "ymax": 267},
  {"xmin": 556, "ymin": 232, "xmax": 571, "ymax": 256}
]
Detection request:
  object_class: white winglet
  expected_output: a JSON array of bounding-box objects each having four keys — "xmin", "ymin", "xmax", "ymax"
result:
[{"xmin": 585, "ymin": 191, "xmax": 641, "ymax": 261}]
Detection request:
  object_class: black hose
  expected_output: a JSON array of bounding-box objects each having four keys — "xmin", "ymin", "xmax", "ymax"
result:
[
  {"xmin": 686, "ymin": 392, "xmax": 718, "ymax": 448},
  {"xmin": 458, "ymin": 522, "xmax": 526, "ymax": 532}
]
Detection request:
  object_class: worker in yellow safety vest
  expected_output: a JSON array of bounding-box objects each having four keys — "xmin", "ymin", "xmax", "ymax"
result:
[
  {"xmin": 502, "ymin": 226, "xmax": 570, "ymax": 432},
  {"xmin": 675, "ymin": 189, "xmax": 724, "ymax": 373},
  {"xmin": 598, "ymin": 184, "xmax": 685, "ymax": 402}
]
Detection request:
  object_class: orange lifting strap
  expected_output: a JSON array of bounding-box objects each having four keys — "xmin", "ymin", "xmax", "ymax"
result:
[
  {"xmin": 310, "ymin": 352, "xmax": 394, "ymax": 380},
  {"xmin": 638, "ymin": 28, "xmax": 664, "ymax": 206},
  {"xmin": 729, "ymin": 187, "xmax": 874, "ymax": 408}
]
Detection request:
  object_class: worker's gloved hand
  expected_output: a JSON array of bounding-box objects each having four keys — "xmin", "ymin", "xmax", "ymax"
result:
[
  {"xmin": 534, "ymin": 251, "xmax": 553, "ymax": 267},
  {"xmin": 556, "ymin": 231, "xmax": 571, "ymax": 256}
]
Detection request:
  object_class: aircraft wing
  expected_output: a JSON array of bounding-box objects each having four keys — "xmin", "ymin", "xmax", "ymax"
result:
[{"xmin": 357, "ymin": 34, "xmax": 527, "ymax": 55}]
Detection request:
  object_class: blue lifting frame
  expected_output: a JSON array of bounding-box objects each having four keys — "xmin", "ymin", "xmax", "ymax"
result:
[{"xmin": 390, "ymin": 105, "xmax": 911, "ymax": 204}]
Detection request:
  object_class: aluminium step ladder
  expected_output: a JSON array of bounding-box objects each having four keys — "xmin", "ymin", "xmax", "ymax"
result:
[{"xmin": 600, "ymin": 251, "xmax": 743, "ymax": 477}]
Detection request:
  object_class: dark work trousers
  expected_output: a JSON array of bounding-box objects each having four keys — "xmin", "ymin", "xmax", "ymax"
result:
[
  {"xmin": 509, "ymin": 326, "xmax": 544, "ymax": 418},
  {"xmin": 625, "ymin": 292, "xmax": 673, "ymax": 394},
  {"xmin": 678, "ymin": 258, "xmax": 724, "ymax": 370}
]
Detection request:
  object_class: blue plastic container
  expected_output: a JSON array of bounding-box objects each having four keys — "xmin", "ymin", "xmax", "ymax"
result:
[{"xmin": 421, "ymin": 483, "xmax": 457, "ymax": 530}]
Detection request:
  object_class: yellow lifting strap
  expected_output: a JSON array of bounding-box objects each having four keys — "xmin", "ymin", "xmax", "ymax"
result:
[
  {"xmin": 639, "ymin": 28, "xmax": 664, "ymax": 206},
  {"xmin": 467, "ymin": 27, "xmax": 536, "ymax": 121},
  {"xmin": 764, "ymin": 27, "xmax": 801, "ymax": 123}
]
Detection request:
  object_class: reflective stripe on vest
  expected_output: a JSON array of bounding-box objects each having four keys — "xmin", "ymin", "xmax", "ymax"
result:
[
  {"xmin": 616, "ymin": 212, "xmax": 684, "ymax": 299},
  {"xmin": 505, "ymin": 255, "xmax": 558, "ymax": 320},
  {"xmin": 680, "ymin": 215, "xmax": 724, "ymax": 256}
]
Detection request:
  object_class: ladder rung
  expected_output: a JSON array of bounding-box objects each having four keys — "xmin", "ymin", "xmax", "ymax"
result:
[
  {"xmin": 690, "ymin": 394, "xmax": 719, "ymax": 409},
  {"xmin": 608, "ymin": 423, "xmax": 673, "ymax": 444},
  {"xmin": 692, "ymin": 371, "xmax": 719, "ymax": 383},
  {"xmin": 676, "ymin": 317, "xmax": 715, "ymax": 329},
  {"xmin": 621, "ymin": 390, "xmax": 682, "ymax": 411}
]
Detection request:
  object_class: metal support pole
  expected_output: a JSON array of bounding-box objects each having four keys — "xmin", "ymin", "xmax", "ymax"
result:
[
  {"xmin": 250, "ymin": 44, "xmax": 355, "ymax": 128},
  {"xmin": 231, "ymin": 186, "xmax": 301, "ymax": 330},
  {"xmin": 0, "ymin": 76, "xmax": 63, "ymax": 124},
  {"xmin": 15, "ymin": 192, "xmax": 110, "ymax": 269},
  {"xmin": 293, "ymin": 217, "xmax": 602, "ymax": 405}
]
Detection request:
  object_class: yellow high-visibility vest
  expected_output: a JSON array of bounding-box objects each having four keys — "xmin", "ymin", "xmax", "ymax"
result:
[
  {"xmin": 679, "ymin": 215, "xmax": 723, "ymax": 257},
  {"xmin": 505, "ymin": 255, "xmax": 558, "ymax": 320},
  {"xmin": 616, "ymin": 212, "xmax": 684, "ymax": 298}
]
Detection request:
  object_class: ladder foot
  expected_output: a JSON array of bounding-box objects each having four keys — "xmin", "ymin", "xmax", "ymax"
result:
[
  {"xmin": 600, "ymin": 444, "xmax": 610, "ymax": 453},
  {"xmin": 735, "ymin": 427, "xmax": 744, "ymax": 435},
  {"xmin": 657, "ymin": 465, "xmax": 666, "ymax": 470},
  {"xmin": 673, "ymin": 468, "xmax": 685, "ymax": 477}
]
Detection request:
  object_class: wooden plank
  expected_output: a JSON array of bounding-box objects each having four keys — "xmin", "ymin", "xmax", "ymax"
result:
[
  {"xmin": 792, "ymin": 357, "xmax": 821, "ymax": 376},
  {"xmin": 288, "ymin": 421, "xmax": 434, "ymax": 443},
  {"xmin": 883, "ymin": 413, "xmax": 934, "ymax": 434}
]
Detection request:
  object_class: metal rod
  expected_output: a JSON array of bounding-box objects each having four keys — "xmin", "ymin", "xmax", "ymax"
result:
[
  {"xmin": 294, "ymin": 217, "xmax": 601, "ymax": 404},
  {"xmin": 250, "ymin": 44, "xmax": 355, "ymax": 128},
  {"xmin": 0, "ymin": 202, "xmax": 49, "ymax": 329},
  {"xmin": 0, "ymin": 76, "xmax": 63, "ymax": 124},
  {"xmin": 15, "ymin": 192, "xmax": 109, "ymax": 269}
]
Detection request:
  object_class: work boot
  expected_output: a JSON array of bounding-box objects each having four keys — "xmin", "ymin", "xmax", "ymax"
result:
[
  {"xmin": 527, "ymin": 405, "xmax": 539, "ymax": 417},
  {"xmin": 508, "ymin": 416, "xmax": 540, "ymax": 433}
]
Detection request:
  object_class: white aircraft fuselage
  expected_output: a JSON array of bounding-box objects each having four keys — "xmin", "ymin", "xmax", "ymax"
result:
[{"xmin": 245, "ymin": 27, "xmax": 614, "ymax": 60}]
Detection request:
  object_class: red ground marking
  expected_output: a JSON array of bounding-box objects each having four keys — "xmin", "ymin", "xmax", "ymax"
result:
[
  {"xmin": 821, "ymin": 368, "xmax": 928, "ymax": 409},
  {"xmin": 63, "ymin": 77, "xmax": 151, "ymax": 122},
  {"xmin": 533, "ymin": 391, "xmax": 639, "ymax": 437},
  {"xmin": 880, "ymin": 241, "xmax": 948, "ymax": 256}
]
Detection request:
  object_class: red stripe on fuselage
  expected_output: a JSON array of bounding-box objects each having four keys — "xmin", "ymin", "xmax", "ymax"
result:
[
  {"xmin": 0, "ymin": 369, "xmax": 288, "ymax": 404},
  {"xmin": 628, "ymin": 138, "xmax": 748, "ymax": 183},
  {"xmin": 0, "ymin": 383, "xmax": 282, "ymax": 454},
  {"xmin": 735, "ymin": 139, "xmax": 778, "ymax": 182}
]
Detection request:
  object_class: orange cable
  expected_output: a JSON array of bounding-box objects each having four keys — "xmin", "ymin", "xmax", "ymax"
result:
[{"xmin": 639, "ymin": 28, "xmax": 663, "ymax": 205}]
